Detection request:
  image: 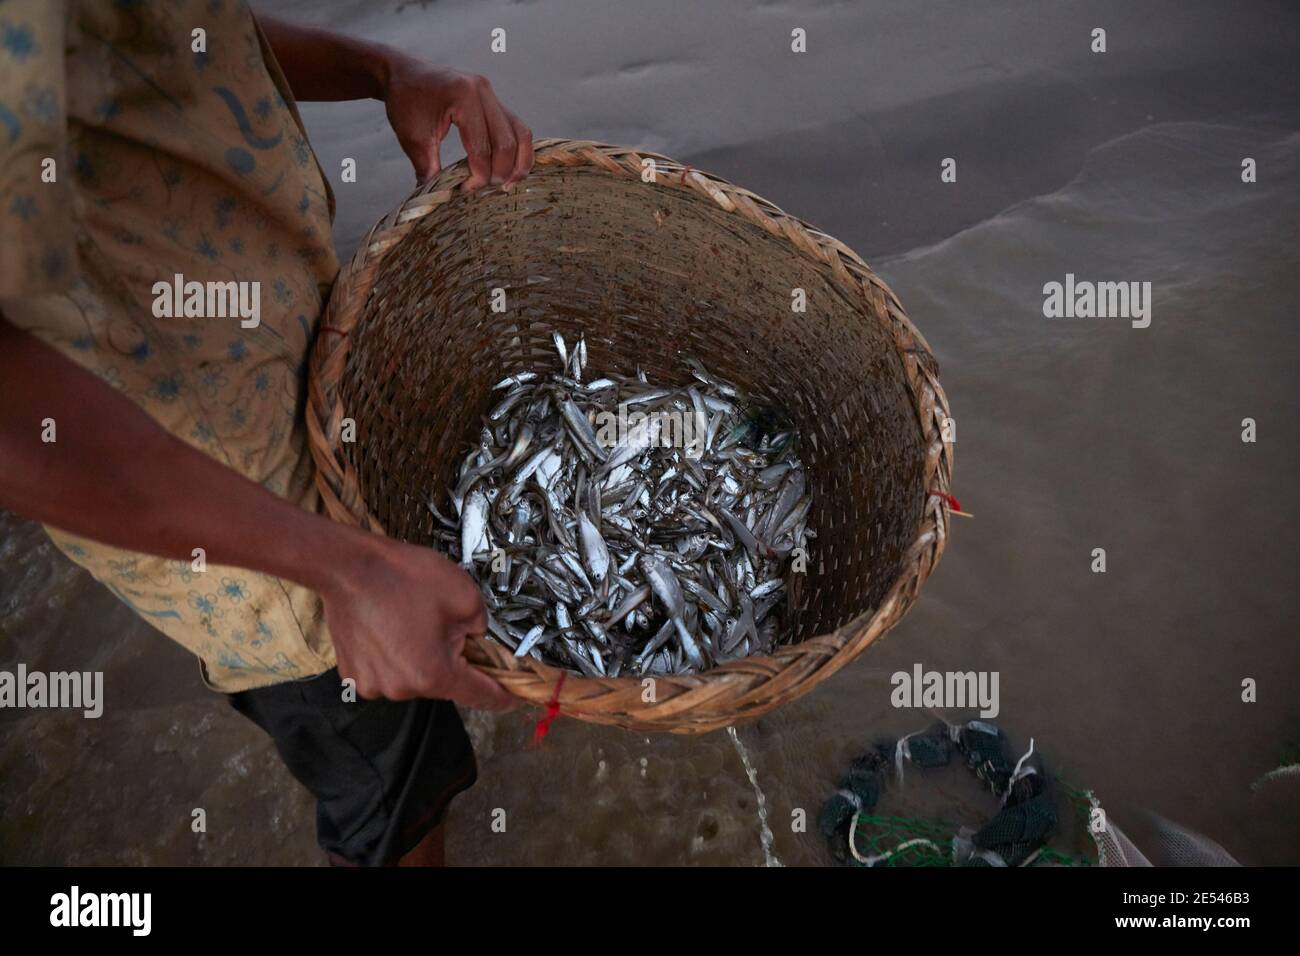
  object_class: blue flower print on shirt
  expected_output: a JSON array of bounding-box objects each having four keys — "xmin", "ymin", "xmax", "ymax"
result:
[
  {"xmin": 1, "ymin": 22, "xmax": 37, "ymax": 61},
  {"xmin": 219, "ymin": 577, "xmax": 249, "ymax": 603},
  {"xmin": 151, "ymin": 373, "xmax": 182, "ymax": 402},
  {"xmin": 169, "ymin": 559, "xmax": 200, "ymax": 583},
  {"xmin": 9, "ymin": 194, "xmax": 36, "ymax": 220},
  {"xmin": 108, "ymin": 557, "xmax": 141, "ymax": 581},
  {"xmin": 22, "ymin": 83, "xmax": 57, "ymax": 123}
]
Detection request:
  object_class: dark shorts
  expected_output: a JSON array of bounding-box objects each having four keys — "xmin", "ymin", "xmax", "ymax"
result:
[{"xmin": 228, "ymin": 667, "xmax": 476, "ymax": 866}]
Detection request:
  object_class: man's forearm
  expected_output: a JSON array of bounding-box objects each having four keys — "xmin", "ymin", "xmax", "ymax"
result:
[
  {"xmin": 0, "ymin": 318, "xmax": 378, "ymax": 597},
  {"xmin": 255, "ymin": 12, "xmax": 399, "ymax": 102},
  {"xmin": 256, "ymin": 11, "xmax": 534, "ymax": 189}
]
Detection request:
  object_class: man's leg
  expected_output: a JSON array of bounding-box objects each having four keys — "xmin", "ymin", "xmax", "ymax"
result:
[{"xmin": 229, "ymin": 668, "xmax": 476, "ymax": 866}]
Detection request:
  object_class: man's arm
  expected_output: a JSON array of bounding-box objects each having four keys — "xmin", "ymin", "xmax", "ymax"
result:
[
  {"xmin": 0, "ymin": 316, "xmax": 512, "ymax": 710},
  {"xmin": 256, "ymin": 13, "xmax": 533, "ymax": 188}
]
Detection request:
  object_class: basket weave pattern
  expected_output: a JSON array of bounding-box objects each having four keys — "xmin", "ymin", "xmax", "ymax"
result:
[{"xmin": 307, "ymin": 139, "xmax": 953, "ymax": 733}]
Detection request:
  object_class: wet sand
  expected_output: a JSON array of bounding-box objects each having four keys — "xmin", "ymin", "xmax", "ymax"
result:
[{"xmin": 2, "ymin": 0, "xmax": 1298, "ymax": 865}]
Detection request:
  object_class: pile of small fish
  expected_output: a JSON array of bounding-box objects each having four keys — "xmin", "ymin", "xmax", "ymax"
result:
[{"xmin": 427, "ymin": 333, "xmax": 813, "ymax": 677}]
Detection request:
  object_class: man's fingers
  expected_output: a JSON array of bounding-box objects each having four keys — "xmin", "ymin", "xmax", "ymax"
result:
[
  {"xmin": 477, "ymin": 83, "xmax": 518, "ymax": 185},
  {"xmin": 344, "ymin": 669, "xmax": 383, "ymax": 701},
  {"xmin": 418, "ymin": 111, "xmax": 453, "ymax": 183},
  {"xmin": 442, "ymin": 560, "xmax": 487, "ymax": 623},
  {"xmin": 412, "ymin": 133, "xmax": 442, "ymax": 184},
  {"xmin": 333, "ymin": 648, "xmax": 368, "ymax": 699},
  {"xmin": 462, "ymin": 607, "xmax": 488, "ymax": 645},
  {"xmin": 393, "ymin": 105, "xmax": 449, "ymax": 183},
  {"xmin": 449, "ymin": 660, "xmax": 516, "ymax": 711},
  {"xmin": 503, "ymin": 111, "xmax": 534, "ymax": 190},
  {"xmin": 454, "ymin": 89, "xmax": 493, "ymax": 191}
]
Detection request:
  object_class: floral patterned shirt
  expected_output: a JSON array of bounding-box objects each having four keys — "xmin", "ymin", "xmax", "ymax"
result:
[{"xmin": 0, "ymin": 0, "xmax": 341, "ymax": 691}]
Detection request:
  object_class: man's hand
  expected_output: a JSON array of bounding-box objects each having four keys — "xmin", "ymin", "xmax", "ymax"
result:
[
  {"xmin": 254, "ymin": 13, "xmax": 535, "ymax": 189},
  {"xmin": 0, "ymin": 317, "xmax": 514, "ymax": 712},
  {"xmin": 384, "ymin": 60, "xmax": 533, "ymax": 189},
  {"xmin": 323, "ymin": 536, "xmax": 514, "ymax": 709}
]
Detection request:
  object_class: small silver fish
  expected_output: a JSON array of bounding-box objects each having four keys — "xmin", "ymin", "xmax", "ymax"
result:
[
  {"xmin": 578, "ymin": 512, "xmax": 611, "ymax": 582},
  {"xmin": 446, "ymin": 351, "xmax": 809, "ymax": 676},
  {"xmin": 460, "ymin": 489, "xmax": 490, "ymax": 567}
]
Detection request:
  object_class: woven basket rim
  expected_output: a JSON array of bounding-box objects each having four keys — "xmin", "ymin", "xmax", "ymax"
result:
[{"xmin": 306, "ymin": 138, "xmax": 954, "ymax": 733}]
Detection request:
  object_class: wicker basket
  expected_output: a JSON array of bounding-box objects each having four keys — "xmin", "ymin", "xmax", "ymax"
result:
[{"xmin": 307, "ymin": 138, "xmax": 953, "ymax": 734}]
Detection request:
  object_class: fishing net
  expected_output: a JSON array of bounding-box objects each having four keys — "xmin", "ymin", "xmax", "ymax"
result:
[
  {"xmin": 823, "ymin": 722, "xmax": 1257, "ymax": 868},
  {"xmin": 1094, "ymin": 822, "xmax": 1152, "ymax": 867},
  {"xmin": 307, "ymin": 139, "xmax": 955, "ymax": 732},
  {"xmin": 1138, "ymin": 816, "xmax": 1240, "ymax": 867},
  {"xmin": 850, "ymin": 816, "xmax": 956, "ymax": 867},
  {"xmin": 822, "ymin": 721, "xmax": 1103, "ymax": 867}
]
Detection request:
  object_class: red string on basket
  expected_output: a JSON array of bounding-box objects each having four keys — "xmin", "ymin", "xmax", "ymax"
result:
[
  {"xmin": 679, "ymin": 165, "xmax": 694, "ymax": 184},
  {"xmin": 929, "ymin": 490, "xmax": 962, "ymax": 511},
  {"xmin": 320, "ymin": 325, "xmax": 349, "ymax": 338},
  {"xmin": 531, "ymin": 673, "xmax": 567, "ymax": 746}
]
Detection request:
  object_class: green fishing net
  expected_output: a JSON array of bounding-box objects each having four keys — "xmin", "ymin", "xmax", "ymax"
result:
[{"xmin": 822, "ymin": 720, "xmax": 1098, "ymax": 867}]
